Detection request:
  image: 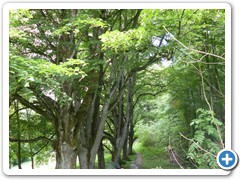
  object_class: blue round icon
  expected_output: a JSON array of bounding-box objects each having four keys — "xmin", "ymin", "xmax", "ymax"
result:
[{"xmin": 217, "ymin": 149, "xmax": 238, "ymax": 170}]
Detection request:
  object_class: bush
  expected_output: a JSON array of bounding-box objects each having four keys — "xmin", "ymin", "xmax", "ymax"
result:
[{"xmin": 187, "ymin": 109, "xmax": 224, "ymax": 168}]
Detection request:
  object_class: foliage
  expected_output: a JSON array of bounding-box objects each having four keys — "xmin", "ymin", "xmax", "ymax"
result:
[
  {"xmin": 10, "ymin": 54, "xmax": 88, "ymax": 106},
  {"xmin": 100, "ymin": 27, "xmax": 147, "ymax": 52},
  {"xmin": 135, "ymin": 94, "xmax": 189, "ymax": 166},
  {"xmin": 8, "ymin": 8, "xmax": 225, "ymax": 169},
  {"xmin": 9, "ymin": 108, "xmax": 54, "ymax": 167},
  {"xmin": 133, "ymin": 141, "xmax": 177, "ymax": 169},
  {"xmin": 187, "ymin": 109, "xmax": 224, "ymax": 168}
]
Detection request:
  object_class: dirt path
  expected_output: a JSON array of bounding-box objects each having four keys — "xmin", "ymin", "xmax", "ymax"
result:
[{"xmin": 130, "ymin": 152, "xmax": 143, "ymax": 169}]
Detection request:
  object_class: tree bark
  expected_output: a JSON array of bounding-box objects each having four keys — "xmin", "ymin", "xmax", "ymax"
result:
[
  {"xmin": 98, "ymin": 141, "xmax": 105, "ymax": 169},
  {"xmin": 123, "ymin": 130, "xmax": 129, "ymax": 160},
  {"xmin": 76, "ymin": 78, "xmax": 116, "ymax": 169},
  {"xmin": 112, "ymin": 70, "xmax": 125, "ymax": 165},
  {"xmin": 112, "ymin": 74, "xmax": 134, "ymax": 165},
  {"xmin": 55, "ymin": 105, "xmax": 77, "ymax": 169},
  {"xmin": 15, "ymin": 100, "xmax": 22, "ymax": 169},
  {"xmin": 77, "ymin": 90, "xmax": 115, "ymax": 169},
  {"xmin": 29, "ymin": 140, "xmax": 34, "ymax": 169},
  {"xmin": 128, "ymin": 74, "xmax": 135, "ymax": 155},
  {"xmin": 78, "ymin": 146, "xmax": 89, "ymax": 169},
  {"xmin": 55, "ymin": 140, "xmax": 77, "ymax": 169},
  {"xmin": 128, "ymin": 122, "xmax": 134, "ymax": 155}
]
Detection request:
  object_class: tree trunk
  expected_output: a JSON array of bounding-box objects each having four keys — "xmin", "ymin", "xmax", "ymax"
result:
[
  {"xmin": 112, "ymin": 142, "xmax": 121, "ymax": 165},
  {"xmin": 98, "ymin": 141, "xmax": 105, "ymax": 169},
  {"xmin": 78, "ymin": 146, "xmax": 90, "ymax": 169},
  {"xmin": 29, "ymin": 142, "xmax": 34, "ymax": 169},
  {"xmin": 128, "ymin": 123, "xmax": 134, "ymax": 155},
  {"xmin": 128, "ymin": 74, "xmax": 135, "ymax": 155},
  {"xmin": 123, "ymin": 132, "xmax": 129, "ymax": 160},
  {"xmin": 123, "ymin": 75, "xmax": 134, "ymax": 158},
  {"xmin": 123, "ymin": 120, "xmax": 129, "ymax": 160},
  {"xmin": 112, "ymin": 75, "xmax": 134, "ymax": 165},
  {"xmin": 31, "ymin": 156, "xmax": 34, "ymax": 169},
  {"xmin": 87, "ymin": 94, "xmax": 115, "ymax": 168},
  {"xmin": 55, "ymin": 141, "xmax": 77, "ymax": 169},
  {"xmin": 55, "ymin": 105, "xmax": 77, "ymax": 169},
  {"xmin": 214, "ymin": 66, "xmax": 224, "ymax": 122},
  {"xmin": 77, "ymin": 123, "xmax": 98, "ymax": 169},
  {"xmin": 77, "ymin": 94, "xmax": 111, "ymax": 169},
  {"xmin": 83, "ymin": 62, "xmax": 118, "ymax": 168},
  {"xmin": 15, "ymin": 100, "xmax": 22, "ymax": 169},
  {"xmin": 76, "ymin": 50, "xmax": 119, "ymax": 169}
]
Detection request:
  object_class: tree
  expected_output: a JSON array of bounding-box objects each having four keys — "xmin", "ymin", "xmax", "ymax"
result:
[
  {"xmin": 10, "ymin": 9, "xmax": 156, "ymax": 168},
  {"xmin": 9, "ymin": 9, "xmax": 225, "ymax": 169}
]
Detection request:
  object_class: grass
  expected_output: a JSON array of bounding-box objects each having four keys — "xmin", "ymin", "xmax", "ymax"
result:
[
  {"xmin": 77, "ymin": 141, "xmax": 181, "ymax": 169},
  {"xmin": 123, "ymin": 154, "xmax": 136, "ymax": 169},
  {"xmin": 93, "ymin": 151, "xmax": 136, "ymax": 169},
  {"xmin": 133, "ymin": 141, "xmax": 180, "ymax": 169},
  {"xmin": 104, "ymin": 152, "xmax": 136, "ymax": 169}
]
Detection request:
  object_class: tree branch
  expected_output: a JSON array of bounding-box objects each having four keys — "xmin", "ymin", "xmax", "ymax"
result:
[
  {"xmin": 133, "ymin": 78, "xmax": 175, "ymax": 109},
  {"xmin": 28, "ymin": 86, "xmax": 59, "ymax": 121},
  {"xmin": 123, "ymin": 10, "xmax": 142, "ymax": 31},
  {"xmin": 179, "ymin": 133, "xmax": 216, "ymax": 158},
  {"xmin": 132, "ymin": 10, "xmax": 142, "ymax": 28},
  {"xmin": 32, "ymin": 133, "xmax": 56, "ymax": 157},
  {"xmin": 10, "ymin": 135, "xmax": 54, "ymax": 143},
  {"xmin": 131, "ymin": 53, "xmax": 158, "ymax": 74},
  {"xmin": 106, "ymin": 120, "xmax": 114, "ymax": 135},
  {"xmin": 36, "ymin": 24, "xmax": 56, "ymax": 50},
  {"xmin": 14, "ymin": 94, "xmax": 49, "ymax": 118},
  {"xmin": 177, "ymin": 9, "xmax": 185, "ymax": 37},
  {"xmin": 9, "ymin": 107, "xmax": 28, "ymax": 120},
  {"xmin": 163, "ymin": 26, "xmax": 225, "ymax": 60},
  {"xmin": 103, "ymin": 144, "xmax": 112, "ymax": 154},
  {"xmin": 133, "ymin": 91, "xmax": 164, "ymax": 109},
  {"xmin": 103, "ymin": 131, "xmax": 115, "ymax": 145},
  {"xmin": 69, "ymin": 35, "xmax": 84, "ymax": 59}
]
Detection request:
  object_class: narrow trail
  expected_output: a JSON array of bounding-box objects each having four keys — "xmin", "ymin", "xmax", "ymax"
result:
[{"xmin": 130, "ymin": 152, "xmax": 143, "ymax": 169}]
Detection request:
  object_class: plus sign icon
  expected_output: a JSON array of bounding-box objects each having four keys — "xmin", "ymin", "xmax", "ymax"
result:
[{"xmin": 217, "ymin": 149, "xmax": 238, "ymax": 170}]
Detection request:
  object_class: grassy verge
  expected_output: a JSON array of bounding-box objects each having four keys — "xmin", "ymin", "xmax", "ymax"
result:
[
  {"xmin": 90, "ymin": 141, "xmax": 180, "ymax": 169},
  {"xmin": 122, "ymin": 154, "xmax": 136, "ymax": 169},
  {"xmin": 93, "ymin": 151, "xmax": 136, "ymax": 169},
  {"xmin": 133, "ymin": 141, "xmax": 180, "ymax": 169}
]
